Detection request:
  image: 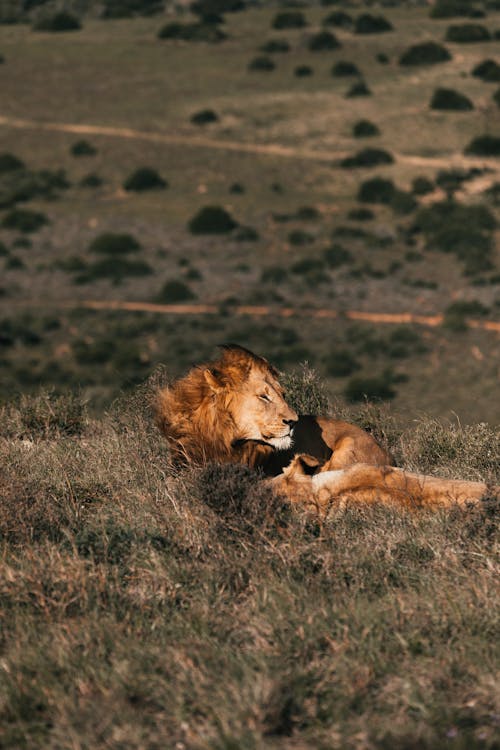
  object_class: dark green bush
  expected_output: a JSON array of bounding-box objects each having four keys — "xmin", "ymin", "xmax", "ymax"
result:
[
  {"xmin": 296, "ymin": 206, "xmax": 320, "ymax": 221},
  {"xmin": 430, "ymin": 87, "xmax": 474, "ymax": 110},
  {"xmin": 376, "ymin": 52, "xmax": 390, "ymax": 64},
  {"xmin": 89, "ymin": 233, "xmax": 141, "ymax": 255},
  {"xmin": 33, "ymin": 11, "xmax": 81, "ymax": 31},
  {"xmin": 156, "ymin": 279, "xmax": 196, "ymax": 303},
  {"xmin": 79, "ymin": 173, "xmax": 103, "ymax": 188},
  {"xmin": 260, "ymin": 39, "xmax": 290, "ymax": 53},
  {"xmin": 443, "ymin": 300, "xmax": 490, "ymax": 331},
  {"xmin": 272, "ymin": 11, "xmax": 307, "ymax": 30},
  {"xmin": 345, "ymin": 81, "xmax": 371, "ymax": 97},
  {"xmin": 332, "ymin": 60, "xmax": 360, "ymax": 77},
  {"xmin": 391, "ymin": 191, "xmax": 417, "ymax": 215},
  {"xmin": 445, "ymin": 23, "xmax": 491, "ymax": 42},
  {"xmin": 323, "ymin": 11, "xmax": 352, "ymax": 28},
  {"xmin": 248, "ymin": 55, "xmax": 275, "ymax": 72},
  {"xmin": 353, "ymin": 119, "xmax": 380, "ymax": 137},
  {"xmin": 123, "ymin": 167, "xmax": 167, "ymax": 191},
  {"xmin": 431, "ymin": 0, "xmax": 482, "ymax": 18},
  {"xmin": 495, "ymin": 88, "xmax": 500, "ymax": 107},
  {"xmin": 471, "ymin": 59, "xmax": 500, "ymax": 82},
  {"xmin": 188, "ymin": 205, "xmax": 238, "ymax": 234},
  {"xmin": 435, "ymin": 168, "xmax": 474, "ymax": 198},
  {"xmin": 412, "ymin": 176, "xmax": 434, "ymax": 195},
  {"xmin": 308, "ymin": 30, "xmax": 340, "ymax": 51},
  {"xmin": 348, "ymin": 207, "xmax": 374, "ymax": 221},
  {"xmin": 2, "ymin": 208, "xmax": 49, "ymax": 233},
  {"xmin": 288, "ymin": 230, "xmax": 314, "ymax": 246},
  {"xmin": 102, "ymin": 0, "xmax": 164, "ymax": 18},
  {"xmin": 354, "ymin": 14, "xmax": 393, "ymax": 34},
  {"xmin": 190, "ymin": 109, "xmax": 219, "ymax": 125},
  {"xmin": 0, "ymin": 153, "xmax": 25, "ymax": 173},
  {"xmin": 290, "ymin": 257, "xmax": 325, "ymax": 275},
  {"xmin": 191, "ymin": 0, "xmax": 244, "ymax": 14},
  {"xmin": 234, "ymin": 226, "xmax": 259, "ymax": 242},
  {"xmin": 261, "ymin": 266, "xmax": 288, "ymax": 284},
  {"xmin": 0, "ymin": 53, "xmax": 4, "ymax": 63},
  {"xmin": 294, "ymin": 65, "xmax": 313, "ymax": 77},
  {"xmin": 75, "ymin": 257, "xmax": 153, "ymax": 284},
  {"xmin": 324, "ymin": 349, "xmax": 360, "ymax": 378},
  {"xmin": 399, "ymin": 41, "xmax": 452, "ymax": 65},
  {"xmin": 157, "ymin": 22, "xmax": 226, "ymax": 42},
  {"xmin": 0, "ymin": 167, "xmax": 70, "ymax": 209},
  {"xmin": 229, "ymin": 182, "xmax": 244, "ymax": 194},
  {"xmin": 323, "ymin": 243, "xmax": 353, "ymax": 267},
  {"xmin": 341, "ymin": 148, "xmax": 394, "ymax": 168},
  {"xmin": 70, "ymin": 140, "xmax": 97, "ymax": 157},
  {"xmin": 464, "ymin": 134, "xmax": 500, "ymax": 156},
  {"xmin": 344, "ymin": 370, "xmax": 397, "ymax": 402}
]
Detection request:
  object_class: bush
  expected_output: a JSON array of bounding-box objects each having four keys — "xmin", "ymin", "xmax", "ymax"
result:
[
  {"xmin": 323, "ymin": 243, "xmax": 353, "ymax": 267},
  {"xmin": 0, "ymin": 153, "xmax": 25, "ymax": 172},
  {"xmin": 431, "ymin": 0, "xmax": 483, "ymax": 18},
  {"xmin": 323, "ymin": 11, "xmax": 353, "ymax": 28},
  {"xmin": 471, "ymin": 59, "xmax": 500, "ymax": 82},
  {"xmin": 234, "ymin": 226, "xmax": 259, "ymax": 242},
  {"xmin": 261, "ymin": 266, "xmax": 288, "ymax": 284},
  {"xmin": 248, "ymin": 55, "xmax": 275, "ymax": 72},
  {"xmin": 495, "ymin": 88, "xmax": 500, "ymax": 107},
  {"xmin": 348, "ymin": 207, "xmax": 374, "ymax": 221},
  {"xmin": 357, "ymin": 177, "xmax": 396, "ymax": 205},
  {"xmin": 89, "ymin": 233, "xmax": 141, "ymax": 255},
  {"xmin": 445, "ymin": 23, "xmax": 491, "ymax": 42},
  {"xmin": 464, "ymin": 134, "xmax": 500, "ymax": 156},
  {"xmin": 430, "ymin": 87, "xmax": 474, "ymax": 111},
  {"xmin": 79, "ymin": 173, "xmax": 103, "ymax": 188},
  {"xmin": 33, "ymin": 11, "xmax": 81, "ymax": 31},
  {"xmin": 70, "ymin": 140, "xmax": 97, "ymax": 157},
  {"xmin": 75, "ymin": 257, "xmax": 153, "ymax": 284},
  {"xmin": 102, "ymin": 0, "xmax": 164, "ymax": 18},
  {"xmin": 190, "ymin": 109, "xmax": 218, "ymax": 125},
  {"xmin": 344, "ymin": 371, "xmax": 397, "ymax": 402},
  {"xmin": 0, "ymin": 167, "xmax": 70, "ymax": 209},
  {"xmin": 1, "ymin": 208, "xmax": 49, "ymax": 233},
  {"xmin": 157, "ymin": 22, "xmax": 226, "ymax": 42},
  {"xmin": 443, "ymin": 299, "xmax": 490, "ymax": 330},
  {"xmin": 354, "ymin": 14, "xmax": 393, "ymax": 34},
  {"xmin": 123, "ymin": 167, "xmax": 167, "ymax": 191},
  {"xmin": 191, "ymin": 0, "xmax": 244, "ymax": 14},
  {"xmin": 345, "ymin": 81, "xmax": 371, "ymax": 97},
  {"xmin": 353, "ymin": 119, "xmax": 380, "ymax": 137},
  {"xmin": 399, "ymin": 41, "xmax": 452, "ymax": 66},
  {"xmin": 188, "ymin": 205, "xmax": 238, "ymax": 234},
  {"xmin": 308, "ymin": 30, "xmax": 340, "ymax": 51},
  {"xmin": 331, "ymin": 60, "xmax": 360, "ymax": 77},
  {"xmin": 324, "ymin": 349, "xmax": 360, "ymax": 378},
  {"xmin": 288, "ymin": 230, "xmax": 314, "ymax": 246},
  {"xmin": 290, "ymin": 257, "xmax": 324, "ymax": 275},
  {"xmin": 412, "ymin": 176, "xmax": 434, "ymax": 195},
  {"xmin": 294, "ymin": 65, "xmax": 313, "ymax": 77},
  {"xmin": 341, "ymin": 148, "xmax": 394, "ymax": 168},
  {"xmin": 156, "ymin": 279, "xmax": 196, "ymax": 303},
  {"xmin": 272, "ymin": 11, "xmax": 307, "ymax": 30},
  {"xmin": 376, "ymin": 52, "xmax": 389, "ymax": 64},
  {"xmin": 259, "ymin": 39, "xmax": 290, "ymax": 53}
]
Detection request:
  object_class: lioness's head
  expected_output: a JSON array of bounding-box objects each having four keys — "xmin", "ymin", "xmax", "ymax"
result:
[
  {"xmin": 203, "ymin": 344, "xmax": 298, "ymax": 450},
  {"xmin": 156, "ymin": 344, "xmax": 298, "ymax": 463}
]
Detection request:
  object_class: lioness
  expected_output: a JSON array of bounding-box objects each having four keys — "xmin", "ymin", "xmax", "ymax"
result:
[{"xmin": 155, "ymin": 344, "xmax": 496, "ymax": 512}]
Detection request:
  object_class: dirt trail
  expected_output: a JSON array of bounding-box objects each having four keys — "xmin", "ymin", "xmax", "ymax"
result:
[
  {"xmin": 37, "ymin": 299, "xmax": 499, "ymax": 333},
  {"xmin": 1, "ymin": 115, "xmax": 498, "ymax": 171}
]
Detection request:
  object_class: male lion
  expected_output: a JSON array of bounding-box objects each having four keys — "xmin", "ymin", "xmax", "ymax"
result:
[{"xmin": 155, "ymin": 344, "xmax": 497, "ymax": 513}]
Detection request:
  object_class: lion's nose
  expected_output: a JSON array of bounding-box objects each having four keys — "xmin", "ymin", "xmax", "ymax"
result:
[{"xmin": 283, "ymin": 417, "xmax": 298, "ymax": 428}]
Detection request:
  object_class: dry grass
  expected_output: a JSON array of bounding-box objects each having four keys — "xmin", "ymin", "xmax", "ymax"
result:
[{"xmin": 0, "ymin": 386, "xmax": 498, "ymax": 749}]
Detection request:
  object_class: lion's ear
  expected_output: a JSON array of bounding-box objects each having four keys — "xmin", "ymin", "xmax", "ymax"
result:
[
  {"xmin": 297, "ymin": 454, "xmax": 322, "ymax": 475},
  {"xmin": 203, "ymin": 368, "xmax": 224, "ymax": 392}
]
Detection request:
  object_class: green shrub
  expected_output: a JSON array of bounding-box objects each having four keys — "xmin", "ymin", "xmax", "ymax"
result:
[
  {"xmin": 190, "ymin": 109, "xmax": 219, "ymax": 125},
  {"xmin": 354, "ymin": 13, "xmax": 393, "ymax": 33},
  {"xmin": 443, "ymin": 299, "xmax": 490, "ymax": 330},
  {"xmin": 435, "ymin": 168, "xmax": 474, "ymax": 198},
  {"xmin": 294, "ymin": 65, "xmax": 313, "ymax": 77},
  {"xmin": 332, "ymin": 60, "xmax": 360, "ymax": 77},
  {"xmin": 353, "ymin": 119, "xmax": 380, "ymax": 137},
  {"xmin": 272, "ymin": 11, "xmax": 307, "ymax": 30},
  {"xmin": 341, "ymin": 148, "xmax": 394, "ymax": 168},
  {"xmin": 308, "ymin": 30, "xmax": 340, "ymax": 51},
  {"xmin": 445, "ymin": 23, "xmax": 491, "ymax": 42},
  {"xmin": 188, "ymin": 205, "xmax": 238, "ymax": 234},
  {"xmin": 0, "ymin": 240, "xmax": 8, "ymax": 256},
  {"xmin": 344, "ymin": 370, "xmax": 397, "ymax": 402},
  {"xmin": 234, "ymin": 226, "xmax": 259, "ymax": 242},
  {"xmin": 281, "ymin": 363, "xmax": 330, "ymax": 415},
  {"xmin": 323, "ymin": 11, "xmax": 353, "ymax": 28},
  {"xmin": 495, "ymin": 88, "xmax": 500, "ymax": 107},
  {"xmin": 156, "ymin": 279, "xmax": 196, "ymax": 303},
  {"xmin": 324, "ymin": 349, "xmax": 360, "ymax": 377},
  {"xmin": 0, "ymin": 167, "xmax": 70, "ymax": 209},
  {"xmin": 79, "ymin": 173, "xmax": 103, "ymax": 188},
  {"xmin": 33, "ymin": 11, "xmax": 81, "ymax": 31},
  {"xmin": 191, "ymin": 0, "xmax": 244, "ymax": 14},
  {"xmin": 430, "ymin": 87, "xmax": 474, "ymax": 110},
  {"xmin": 323, "ymin": 243, "xmax": 353, "ymax": 267},
  {"xmin": 259, "ymin": 39, "xmax": 290, "ymax": 53},
  {"xmin": 376, "ymin": 52, "xmax": 390, "ymax": 64},
  {"xmin": 75, "ymin": 257, "xmax": 153, "ymax": 284},
  {"xmin": 229, "ymin": 182, "xmax": 244, "ymax": 194},
  {"xmin": 2, "ymin": 208, "xmax": 49, "ymax": 233},
  {"xmin": 348, "ymin": 207, "xmax": 374, "ymax": 221},
  {"xmin": 412, "ymin": 176, "xmax": 435, "ymax": 195},
  {"xmin": 0, "ymin": 153, "xmax": 25, "ymax": 172},
  {"xmin": 390, "ymin": 191, "xmax": 417, "ymax": 215},
  {"xmin": 345, "ymin": 81, "xmax": 371, "ymax": 97},
  {"xmin": 157, "ymin": 22, "xmax": 226, "ymax": 42},
  {"xmin": 89, "ymin": 233, "xmax": 141, "ymax": 255},
  {"xmin": 399, "ymin": 41, "xmax": 452, "ymax": 65},
  {"xmin": 464, "ymin": 134, "xmax": 500, "ymax": 156},
  {"xmin": 248, "ymin": 55, "xmax": 275, "ymax": 72},
  {"xmin": 290, "ymin": 257, "xmax": 325, "ymax": 275},
  {"xmin": 123, "ymin": 167, "xmax": 167, "ymax": 191},
  {"xmin": 431, "ymin": 0, "xmax": 482, "ymax": 18},
  {"xmin": 471, "ymin": 59, "xmax": 500, "ymax": 82},
  {"xmin": 261, "ymin": 266, "xmax": 288, "ymax": 284},
  {"xmin": 70, "ymin": 140, "xmax": 97, "ymax": 157},
  {"xmin": 102, "ymin": 0, "xmax": 164, "ymax": 18},
  {"xmin": 0, "ymin": 53, "xmax": 4, "ymax": 63},
  {"xmin": 296, "ymin": 206, "xmax": 320, "ymax": 221},
  {"xmin": 288, "ymin": 230, "xmax": 314, "ymax": 246}
]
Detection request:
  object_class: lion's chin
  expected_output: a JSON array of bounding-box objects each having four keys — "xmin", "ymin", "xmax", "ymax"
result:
[{"xmin": 267, "ymin": 435, "xmax": 293, "ymax": 451}]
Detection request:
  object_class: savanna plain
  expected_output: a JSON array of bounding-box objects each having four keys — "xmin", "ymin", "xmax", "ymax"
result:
[{"xmin": 0, "ymin": 1, "xmax": 499, "ymax": 748}]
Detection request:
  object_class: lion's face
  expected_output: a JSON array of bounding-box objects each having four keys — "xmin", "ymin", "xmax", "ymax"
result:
[{"xmin": 227, "ymin": 367, "xmax": 298, "ymax": 450}]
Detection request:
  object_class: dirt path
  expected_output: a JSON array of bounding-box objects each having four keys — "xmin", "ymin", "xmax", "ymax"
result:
[
  {"xmin": 1, "ymin": 115, "xmax": 499, "ymax": 172},
  {"xmin": 23, "ymin": 298, "xmax": 496, "ymax": 333}
]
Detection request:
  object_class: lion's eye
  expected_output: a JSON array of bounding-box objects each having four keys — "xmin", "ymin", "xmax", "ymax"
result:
[{"xmin": 259, "ymin": 394, "xmax": 271, "ymax": 402}]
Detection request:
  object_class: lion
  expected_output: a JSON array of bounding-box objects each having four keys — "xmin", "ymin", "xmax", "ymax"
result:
[{"xmin": 155, "ymin": 344, "xmax": 497, "ymax": 512}]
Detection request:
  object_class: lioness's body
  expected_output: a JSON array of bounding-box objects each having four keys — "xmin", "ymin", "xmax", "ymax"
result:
[{"xmin": 156, "ymin": 345, "xmax": 496, "ymax": 511}]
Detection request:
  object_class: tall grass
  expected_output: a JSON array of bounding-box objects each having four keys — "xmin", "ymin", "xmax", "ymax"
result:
[{"xmin": 0, "ymin": 385, "xmax": 498, "ymax": 749}]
